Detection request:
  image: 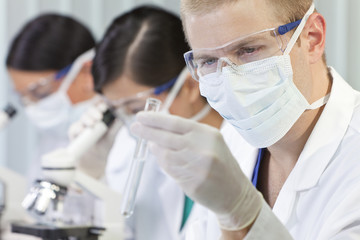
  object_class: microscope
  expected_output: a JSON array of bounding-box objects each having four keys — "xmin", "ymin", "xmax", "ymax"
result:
[
  {"xmin": 12, "ymin": 109, "xmax": 124, "ymax": 240},
  {"xmin": 0, "ymin": 104, "xmax": 23, "ymax": 225},
  {"xmin": 0, "ymin": 104, "xmax": 35, "ymax": 239}
]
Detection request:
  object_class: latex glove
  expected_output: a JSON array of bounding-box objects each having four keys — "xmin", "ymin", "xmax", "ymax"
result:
[
  {"xmin": 131, "ymin": 112, "xmax": 263, "ymax": 231},
  {"xmin": 68, "ymin": 98, "xmax": 123, "ymax": 179},
  {"xmin": 68, "ymin": 99, "xmax": 108, "ymax": 140}
]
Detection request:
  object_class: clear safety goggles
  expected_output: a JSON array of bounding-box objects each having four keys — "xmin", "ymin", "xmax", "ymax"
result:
[
  {"xmin": 102, "ymin": 76, "xmax": 178, "ymax": 118},
  {"xmin": 184, "ymin": 20, "xmax": 302, "ymax": 81},
  {"xmin": 19, "ymin": 65, "xmax": 72, "ymax": 105}
]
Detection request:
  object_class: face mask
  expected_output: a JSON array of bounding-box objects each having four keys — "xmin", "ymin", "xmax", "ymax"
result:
[
  {"xmin": 199, "ymin": 4, "xmax": 328, "ymax": 148},
  {"xmin": 25, "ymin": 49, "xmax": 95, "ymax": 134}
]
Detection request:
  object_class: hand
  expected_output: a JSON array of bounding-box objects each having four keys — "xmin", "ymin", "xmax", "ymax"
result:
[
  {"xmin": 68, "ymin": 97, "xmax": 123, "ymax": 179},
  {"xmin": 131, "ymin": 112, "xmax": 263, "ymax": 231},
  {"xmin": 68, "ymin": 98, "xmax": 108, "ymax": 140}
]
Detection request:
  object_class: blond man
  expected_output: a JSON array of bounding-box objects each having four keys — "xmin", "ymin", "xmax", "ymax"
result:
[{"xmin": 132, "ymin": 0, "xmax": 360, "ymax": 239}]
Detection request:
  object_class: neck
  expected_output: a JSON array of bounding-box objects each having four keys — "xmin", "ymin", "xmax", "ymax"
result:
[
  {"xmin": 267, "ymin": 64, "xmax": 332, "ymax": 175},
  {"xmin": 200, "ymin": 107, "xmax": 224, "ymax": 130}
]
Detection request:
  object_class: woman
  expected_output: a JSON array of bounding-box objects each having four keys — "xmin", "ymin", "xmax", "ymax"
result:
[
  {"xmin": 90, "ymin": 5, "xmax": 251, "ymax": 240},
  {"xmin": 6, "ymin": 13, "xmax": 99, "ymax": 180},
  {"xmin": 6, "ymin": 13, "xmax": 102, "ymax": 226}
]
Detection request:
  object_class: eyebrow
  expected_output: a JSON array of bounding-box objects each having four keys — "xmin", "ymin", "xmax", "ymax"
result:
[
  {"xmin": 225, "ymin": 36, "xmax": 266, "ymax": 52},
  {"xmin": 193, "ymin": 34, "xmax": 271, "ymax": 60},
  {"xmin": 193, "ymin": 53, "xmax": 219, "ymax": 61}
]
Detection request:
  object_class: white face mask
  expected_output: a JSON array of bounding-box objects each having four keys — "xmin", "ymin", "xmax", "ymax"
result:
[
  {"xmin": 25, "ymin": 49, "xmax": 95, "ymax": 134},
  {"xmin": 199, "ymin": 4, "xmax": 329, "ymax": 148}
]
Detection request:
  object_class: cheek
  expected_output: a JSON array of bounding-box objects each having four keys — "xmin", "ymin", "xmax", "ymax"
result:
[
  {"xmin": 290, "ymin": 47, "xmax": 313, "ymax": 100},
  {"xmin": 11, "ymin": 77, "xmax": 32, "ymax": 92}
]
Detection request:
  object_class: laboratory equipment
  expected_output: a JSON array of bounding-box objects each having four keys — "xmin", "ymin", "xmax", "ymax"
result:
[
  {"xmin": 0, "ymin": 167, "xmax": 35, "ymax": 240},
  {"xmin": 0, "ymin": 104, "xmax": 31, "ymax": 238},
  {"xmin": 121, "ymin": 98, "xmax": 161, "ymax": 217},
  {"xmin": 11, "ymin": 221, "xmax": 104, "ymax": 240},
  {"xmin": 0, "ymin": 104, "xmax": 17, "ymax": 130},
  {"xmin": 17, "ymin": 109, "xmax": 125, "ymax": 240}
]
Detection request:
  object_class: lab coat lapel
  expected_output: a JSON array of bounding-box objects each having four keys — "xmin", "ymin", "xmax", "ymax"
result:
[
  {"xmin": 294, "ymin": 68, "xmax": 356, "ymax": 191},
  {"xmin": 158, "ymin": 170, "xmax": 184, "ymax": 240},
  {"xmin": 272, "ymin": 68, "xmax": 357, "ymax": 224}
]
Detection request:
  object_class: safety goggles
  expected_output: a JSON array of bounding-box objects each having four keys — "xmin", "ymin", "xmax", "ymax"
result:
[
  {"xmin": 184, "ymin": 20, "xmax": 302, "ymax": 81},
  {"xmin": 102, "ymin": 76, "xmax": 178, "ymax": 117},
  {"xmin": 19, "ymin": 65, "xmax": 72, "ymax": 105}
]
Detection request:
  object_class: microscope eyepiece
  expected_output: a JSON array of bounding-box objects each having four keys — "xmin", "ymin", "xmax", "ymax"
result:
[
  {"xmin": 4, "ymin": 104, "xmax": 17, "ymax": 119},
  {"xmin": 102, "ymin": 109, "xmax": 116, "ymax": 127}
]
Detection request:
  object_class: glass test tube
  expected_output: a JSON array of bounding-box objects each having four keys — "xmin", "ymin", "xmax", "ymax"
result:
[{"xmin": 121, "ymin": 98, "xmax": 161, "ymax": 217}]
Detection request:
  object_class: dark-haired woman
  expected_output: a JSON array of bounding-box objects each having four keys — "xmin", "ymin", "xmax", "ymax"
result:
[
  {"xmin": 6, "ymin": 14, "xmax": 98, "ymax": 179},
  {"xmin": 6, "ymin": 13, "xmax": 100, "ymax": 225},
  {"xmin": 90, "ymin": 5, "xmax": 244, "ymax": 239}
]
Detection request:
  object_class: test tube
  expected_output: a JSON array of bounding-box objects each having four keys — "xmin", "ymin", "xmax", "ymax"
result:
[{"xmin": 121, "ymin": 98, "xmax": 161, "ymax": 217}]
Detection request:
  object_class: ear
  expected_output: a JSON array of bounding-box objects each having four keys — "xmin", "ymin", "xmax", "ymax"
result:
[
  {"xmin": 302, "ymin": 12, "xmax": 326, "ymax": 64},
  {"xmin": 81, "ymin": 60, "xmax": 94, "ymax": 92},
  {"xmin": 181, "ymin": 72, "xmax": 202, "ymax": 103}
]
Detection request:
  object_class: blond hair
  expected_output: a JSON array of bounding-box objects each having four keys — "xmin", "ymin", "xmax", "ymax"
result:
[
  {"xmin": 181, "ymin": 0, "xmax": 313, "ymax": 24},
  {"xmin": 181, "ymin": 0, "xmax": 327, "ymax": 63}
]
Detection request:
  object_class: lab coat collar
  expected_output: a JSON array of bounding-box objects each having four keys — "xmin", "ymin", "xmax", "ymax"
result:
[{"xmin": 293, "ymin": 68, "xmax": 357, "ymax": 191}]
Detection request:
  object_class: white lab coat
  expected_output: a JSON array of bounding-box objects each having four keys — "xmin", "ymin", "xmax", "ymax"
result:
[
  {"xmin": 105, "ymin": 121, "xmax": 246, "ymax": 240},
  {"xmin": 204, "ymin": 68, "xmax": 360, "ymax": 239}
]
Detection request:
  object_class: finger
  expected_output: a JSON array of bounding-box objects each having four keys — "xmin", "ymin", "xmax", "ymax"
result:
[
  {"xmin": 131, "ymin": 122, "xmax": 186, "ymax": 151},
  {"xmin": 150, "ymin": 144, "xmax": 202, "ymax": 189},
  {"xmin": 87, "ymin": 107, "xmax": 103, "ymax": 121},
  {"xmin": 95, "ymin": 101, "xmax": 108, "ymax": 112},
  {"xmin": 136, "ymin": 111, "xmax": 195, "ymax": 134},
  {"xmin": 68, "ymin": 122, "xmax": 84, "ymax": 140},
  {"xmin": 150, "ymin": 143, "xmax": 189, "ymax": 176}
]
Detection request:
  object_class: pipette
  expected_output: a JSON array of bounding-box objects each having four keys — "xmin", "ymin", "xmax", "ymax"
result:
[{"xmin": 121, "ymin": 98, "xmax": 161, "ymax": 217}]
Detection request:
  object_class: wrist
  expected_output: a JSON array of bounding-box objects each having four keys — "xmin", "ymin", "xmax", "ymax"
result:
[{"xmin": 217, "ymin": 186, "xmax": 263, "ymax": 231}]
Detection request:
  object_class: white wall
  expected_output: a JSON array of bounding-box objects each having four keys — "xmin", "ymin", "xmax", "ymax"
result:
[{"xmin": 0, "ymin": 0, "xmax": 359, "ymax": 174}]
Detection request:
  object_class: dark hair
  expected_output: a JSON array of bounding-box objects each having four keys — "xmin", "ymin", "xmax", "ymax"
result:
[
  {"xmin": 6, "ymin": 13, "xmax": 95, "ymax": 71},
  {"xmin": 92, "ymin": 5, "xmax": 190, "ymax": 93}
]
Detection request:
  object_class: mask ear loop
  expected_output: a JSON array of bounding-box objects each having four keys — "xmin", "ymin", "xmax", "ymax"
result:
[
  {"xmin": 161, "ymin": 67, "xmax": 189, "ymax": 112},
  {"xmin": 283, "ymin": 3, "xmax": 315, "ymax": 55},
  {"xmin": 58, "ymin": 48, "xmax": 95, "ymax": 93}
]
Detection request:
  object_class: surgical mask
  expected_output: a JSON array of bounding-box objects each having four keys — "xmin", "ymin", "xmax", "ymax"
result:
[
  {"xmin": 198, "ymin": 4, "xmax": 329, "ymax": 148},
  {"xmin": 25, "ymin": 49, "xmax": 95, "ymax": 134}
]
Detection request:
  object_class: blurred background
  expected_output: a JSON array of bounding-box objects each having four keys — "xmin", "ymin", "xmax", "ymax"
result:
[{"xmin": 0, "ymin": 0, "xmax": 358, "ymax": 175}]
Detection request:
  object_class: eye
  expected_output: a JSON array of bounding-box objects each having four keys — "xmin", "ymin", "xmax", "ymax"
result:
[
  {"xmin": 204, "ymin": 58, "xmax": 217, "ymax": 66},
  {"xmin": 243, "ymin": 47, "xmax": 256, "ymax": 54},
  {"xmin": 197, "ymin": 58, "xmax": 218, "ymax": 68},
  {"xmin": 237, "ymin": 47, "xmax": 259, "ymax": 56}
]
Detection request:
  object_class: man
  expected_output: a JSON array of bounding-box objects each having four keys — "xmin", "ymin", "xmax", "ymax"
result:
[{"xmin": 131, "ymin": 0, "xmax": 360, "ymax": 239}]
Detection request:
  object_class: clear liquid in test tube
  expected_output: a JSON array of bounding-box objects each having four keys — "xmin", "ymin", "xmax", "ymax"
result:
[{"xmin": 121, "ymin": 98, "xmax": 161, "ymax": 217}]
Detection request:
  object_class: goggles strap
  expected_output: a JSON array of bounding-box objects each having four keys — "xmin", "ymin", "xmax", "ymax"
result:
[
  {"xmin": 284, "ymin": 3, "xmax": 315, "ymax": 55},
  {"xmin": 59, "ymin": 48, "xmax": 95, "ymax": 92},
  {"xmin": 154, "ymin": 77, "xmax": 178, "ymax": 95},
  {"xmin": 55, "ymin": 64, "xmax": 72, "ymax": 80}
]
